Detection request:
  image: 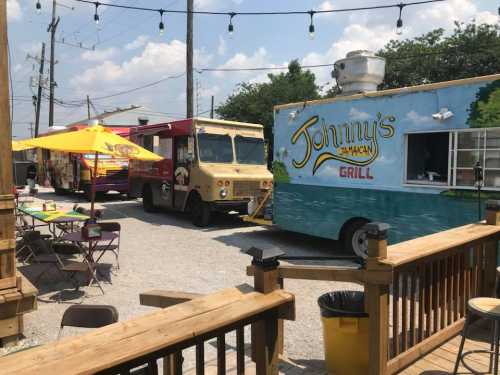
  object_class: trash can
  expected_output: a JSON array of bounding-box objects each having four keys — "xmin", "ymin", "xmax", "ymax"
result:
[{"xmin": 318, "ymin": 291, "xmax": 369, "ymax": 375}]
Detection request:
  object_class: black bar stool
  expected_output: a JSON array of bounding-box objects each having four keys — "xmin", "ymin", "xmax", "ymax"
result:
[{"xmin": 453, "ymin": 297, "xmax": 500, "ymax": 374}]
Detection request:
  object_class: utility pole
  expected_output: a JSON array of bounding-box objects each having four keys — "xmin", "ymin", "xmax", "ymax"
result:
[
  {"xmin": 34, "ymin": 43, "xmax": 45, "ymax": 137},
  {"xmin": 87, "ymin": 95, "xmax": 91, "ymax": 119},
  {"xmin": 47, "ymin": 0, "xmax": 60, "ymax": 128},
  {"xmin": 210, "ymin": 95, "xmax": 214, "ymax": 119},
  {"xmin": 186, "ymin": 0, "xmax": 193, "ymax": 118}
]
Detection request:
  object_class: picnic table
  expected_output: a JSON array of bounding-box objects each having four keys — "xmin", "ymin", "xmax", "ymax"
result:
[
  {"xmin": 62, "ymin": 230, "xmax": 118, "ymax": 294},
  {"xmin": 17, "ymin": 205, "xmax": 89, "ymax": 241}
]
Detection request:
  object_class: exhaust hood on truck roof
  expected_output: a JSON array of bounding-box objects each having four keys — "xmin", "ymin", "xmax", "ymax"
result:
[{"xmin": 333, "ymin": 50, "xmax": 386, "ymax": 95}]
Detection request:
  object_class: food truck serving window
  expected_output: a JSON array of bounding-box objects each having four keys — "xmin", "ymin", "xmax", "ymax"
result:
[
  {"xmin": 405, "ymin": 128, "xmax": 500, "ymax": 189},
  {"xmin": 234, "ymin": 136, "xmax": 265, "ymax": 165},
  {"xmin": 406, "ymin": 132, "xmax": 449, "ymax": 186},
  {"xmin": 197, "ymin": 133, "xmax": 233, "ymax": 163}
]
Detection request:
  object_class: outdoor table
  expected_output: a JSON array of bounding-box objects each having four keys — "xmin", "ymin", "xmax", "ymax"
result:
[
  {"xmin": 17, "ymin": 205, "xmax": 89, "ymax": 241},
  {"xmin": 62, "ymin": 230, "xmax": 118, "ymax": 293}
]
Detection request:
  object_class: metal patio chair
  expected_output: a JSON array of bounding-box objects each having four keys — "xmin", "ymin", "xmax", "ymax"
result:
[
  {"xmin": 57, "ymin": 304, "xmax": 119, "ymax": 339},
  {"xmin": 94, "ymin": 222, "xmax": 121, "ymax": 269}
]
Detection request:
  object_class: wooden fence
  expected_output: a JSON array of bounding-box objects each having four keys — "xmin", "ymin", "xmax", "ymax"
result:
[{"xmin": 0, "ymin": 255, "xmax": 295, "ymax": 375}]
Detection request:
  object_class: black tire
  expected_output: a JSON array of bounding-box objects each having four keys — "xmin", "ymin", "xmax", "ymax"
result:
[
  {"xmin": 53, "ymin": 187, "xmax": 66, "ymax": 195},
  {"xmin": 83, "ymin": 185, "xmax": 93, "ymax": 201},
  {"xmin": 189, "ymin": 193, "xmax": 211, "ymax": 227},
  {"xmin": 341, "ymin": 218, "xmax": 370, "ymax": 258},
  {"xmin": 142, "ymin": 185, "xmax": 157, "ymax": 213}
]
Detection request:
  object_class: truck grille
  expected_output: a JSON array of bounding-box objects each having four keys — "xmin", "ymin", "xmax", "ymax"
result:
[
  {"xmin": 233, "ymin": 180, "xmax": 260, "ymax": 198},
  {"xmin": 104, "ymin": 169, "xmax": 128, "ymax": 181}
]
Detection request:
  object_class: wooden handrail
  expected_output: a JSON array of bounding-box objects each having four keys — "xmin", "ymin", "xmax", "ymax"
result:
[
  {"xmin": 381, "ymin": 222, "xmax": 500, "ymax": 267},
  {"xmin": 0, "ymin": 286, "xmax": 294, "ymax": 375}
]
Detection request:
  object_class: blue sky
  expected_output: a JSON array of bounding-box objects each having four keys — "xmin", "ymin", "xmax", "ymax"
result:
[{"xmin": 6, "ymin": 0, "xmax": 498, "ymax": 138}]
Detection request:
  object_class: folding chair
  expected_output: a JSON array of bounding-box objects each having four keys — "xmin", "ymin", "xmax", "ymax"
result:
[
  {"xmin": 95, "ymin": 222, "xmax": 121, "ymax": 269},
  {"xmin": 57, "ymin": 304, "xmax": 118, "ymax": 339},
  {"xmin": 16, "ymin": 231, "xmax": 52, "ymax": 263}
]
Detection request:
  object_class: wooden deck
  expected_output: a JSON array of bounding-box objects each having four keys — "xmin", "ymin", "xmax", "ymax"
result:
[
  {"xmin": 398, "ymin": 323, "xmax": 492, "ymax": 375},
  {"xmin": 185, "ymin": 352, "xmax": 328, "ymax": 375},
  {"xmin": 184, "ymin": 323, "xmax": 490, "ymax": 375}
]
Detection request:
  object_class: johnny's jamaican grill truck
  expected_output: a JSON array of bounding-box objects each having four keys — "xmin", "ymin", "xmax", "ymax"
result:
[
  {"xmin": 245, "ymin": 50, "xmax": 500, "ymax": 257},
  {"xmin": 128, "ymin": 118, "xmax": 273, "ymax": 226}
]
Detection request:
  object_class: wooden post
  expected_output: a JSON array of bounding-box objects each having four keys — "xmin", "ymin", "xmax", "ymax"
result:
[
  {"xmin": 0, "ymin": 1, "xmax": 19, "ymax": 347},
  {"xmin": 247, "ymin": 247, "xmax": 284, "ymax": 375},
  {"xmin": 364, "ymin": 223, "xmax": 392, "ymax": 375},
  {"xmin": 484, "ymin": 200, "xmax": 500, "ymax": 297}
]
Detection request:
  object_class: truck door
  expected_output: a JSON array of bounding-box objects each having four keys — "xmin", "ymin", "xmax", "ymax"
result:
[
  {"xmin": 173, "ymin": 136, "xmax": 190, "ymax": 210},
  {"xmin": 156, "ymin": 136, "xmax": 174, "ymax": 208}
]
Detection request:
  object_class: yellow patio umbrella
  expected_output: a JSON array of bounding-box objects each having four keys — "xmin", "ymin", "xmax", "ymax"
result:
[
  {"xmin": 24, "ymin": 125, "xmax": 163, "ymax": 219},
  {"xmin": 12, "ymin": 140, "xmax": 34, "ymax": 151}
]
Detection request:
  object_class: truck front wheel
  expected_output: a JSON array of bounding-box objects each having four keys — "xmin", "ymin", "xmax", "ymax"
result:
[
  {"xmin": 189, "ymin": 193, "xmax": 211, "ymax": 227},
  {"xmin": 341, "ymin": 218, "xmax": 370, "ymax": 258}
]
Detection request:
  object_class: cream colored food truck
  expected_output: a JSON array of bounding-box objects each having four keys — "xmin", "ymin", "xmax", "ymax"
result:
[{"xmin": 129, "ymin": 118, "xmax": 273, "ymax": 226}]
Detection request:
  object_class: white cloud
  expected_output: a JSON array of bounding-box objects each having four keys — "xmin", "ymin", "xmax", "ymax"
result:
[
  {"xmin": 405, "ymin": 110, "xmax": 432, "ymax": 125},
  {"xmin": 316, "ymin": 1, "xmax": 335, "ymax": 18},
  {"xmin": 217, "ymin": 36, "xmax": 226, "ymax": 56},
  {"xmin": 71, "ymin": 40, "xmax": 212, "ymax": 95},
  {"xmin": 81, "ymin": 47, "xmax": 118, "ymax": 62},
  {"xmin": 349, "ymin": 108, "xmax": 371, "ymax": 121},
  {"xmin": 7, "ymin": 0, "xmax": 21, "ymax": 21},
  {"xmin": 125, "ymin": 35, "xmax": 149, "ymax": 51},
  {"xmin": 316, "ymin": 165, "xmax": 339, "ymax": 179},
  {"xmin": 213, "ymin": 47, "xmax": 281, "ymax": 84}
]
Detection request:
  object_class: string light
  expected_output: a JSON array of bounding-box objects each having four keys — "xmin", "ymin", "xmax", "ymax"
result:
[
  {"xmin": 63, "ymin": 0, "xmax": 447, "ymax": 35},
  {"xmin": 228, "ymin": 12, "xmax": 235, "ymax": 37},
  {"xmin": 396, "ymin": 3, "xmax": 404, "ymax": 35},
  {"xmin": 35, "ymin": 0, "xmax": 42, "ymax": 14},
  {"xmin": 308, "ymin": 10, "xmax": 315, "ymax": 40},
  {"xmin": 159, "ymin": 9, "xmax": 165, "ymax": 36},
  {"xmin": 94, "ymin": 2, "xmax": 100, "ymax": 25}
]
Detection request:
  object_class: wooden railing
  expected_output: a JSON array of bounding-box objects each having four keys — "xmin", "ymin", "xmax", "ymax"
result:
[
  {"xmin": 0, "ymin": 256, "xmax": 295, "ymax": 375},
  {"xmin": 378, "ymin": 209, "xmax": 500, "ymax": 374},
  {"xmin": 246, "ymin": 200, "xmax": 500, "ymax": 375}
]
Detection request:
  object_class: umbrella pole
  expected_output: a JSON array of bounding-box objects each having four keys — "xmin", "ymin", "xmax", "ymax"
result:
[{"xmin": 90, "ymin": 152, "xmax": 98, "ymax": 221}]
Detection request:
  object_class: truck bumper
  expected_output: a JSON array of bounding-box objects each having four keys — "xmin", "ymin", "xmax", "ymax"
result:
[
  {"xmin": 93, "ymin": 182, "xmax": 129, "ymax": 193},
  {"xmin": 211, "ymin": 200, "xmax": 249, "ymax": 214}
]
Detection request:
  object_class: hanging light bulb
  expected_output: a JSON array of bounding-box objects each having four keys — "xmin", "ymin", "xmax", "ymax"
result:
[
  {"xmin": 159, "ymin": 10, "xmax": 165, "ymax": 36},
  {"xmin": 94, "ymin": 2, "xmax": 100, "ymax": 25},
  {"xmin": 396, "ymin": 3, "xmax": 404, "ymax": 35},
  {"xmin": 35, "ymin": 0, "xmax": 42, "ymax": 14},
  {"xmin": 308, "ymin": 11, "xmax": 315, "ymax": 40},
  {"xmin": 228, "ymin": 13, "xmax": 235, "ymax": 38}
]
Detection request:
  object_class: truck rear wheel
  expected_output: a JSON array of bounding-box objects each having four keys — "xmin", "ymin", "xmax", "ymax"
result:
[
  {"xmin": 54, "ymin": 187, "xmax": 66, "ymax": 195},
  {"xmin": 142, "ymin": 185, "xmax": 157, "ymax": 213},
  {"xmin": 189, "ymin": 193, "xmax": 211, "ymax": 227},
  {"xmin": 341, "ymin": 218, "xmax": 370, "ymax": 258}
]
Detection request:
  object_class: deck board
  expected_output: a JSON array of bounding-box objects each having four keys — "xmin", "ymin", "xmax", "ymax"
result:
[{"xmin": 398, "ymin": 323, "xmax": 493, "ymax": 374}]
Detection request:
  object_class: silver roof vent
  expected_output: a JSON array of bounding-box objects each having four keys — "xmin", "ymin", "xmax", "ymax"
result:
[{"xmin": 333, "ymin": 50, "xmax": 386, "ymax": 95}]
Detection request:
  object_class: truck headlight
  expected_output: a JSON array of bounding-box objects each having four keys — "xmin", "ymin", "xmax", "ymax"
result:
[{"xmin": 220, "ymin": 188, "xmax": 228, "ymax": 198}]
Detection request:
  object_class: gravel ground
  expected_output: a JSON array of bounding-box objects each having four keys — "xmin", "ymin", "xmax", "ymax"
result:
[{"xmin": 7, "ymin": 187, "xmax": 361, "ymax": 370}]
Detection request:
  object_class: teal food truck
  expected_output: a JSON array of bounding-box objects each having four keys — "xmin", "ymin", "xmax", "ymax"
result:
[{"xmin": 260, "ymin": 52, "xmax": 500, "ymax": 257}]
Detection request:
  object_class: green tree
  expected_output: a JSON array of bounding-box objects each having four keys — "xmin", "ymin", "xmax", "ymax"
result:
[
  {"xmin": 378, "ymin": 22, "xmax": 500, "ymax": 89},
  {"xmin": 216, "ymin": 60, "xmax": 320, "ymax": 160},
  {"xmin": 468, "ymin": 80, "xmax": 500, "ymax": 128}
]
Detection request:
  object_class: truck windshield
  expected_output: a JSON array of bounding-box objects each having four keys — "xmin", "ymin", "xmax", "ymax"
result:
[
  {"xmin": 235, "ymin": 136, "xmax": 265, "ymax": 165},
  {"xmin": 197, "ymin": 133, "xmax": 233, "ymax": 163}
]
